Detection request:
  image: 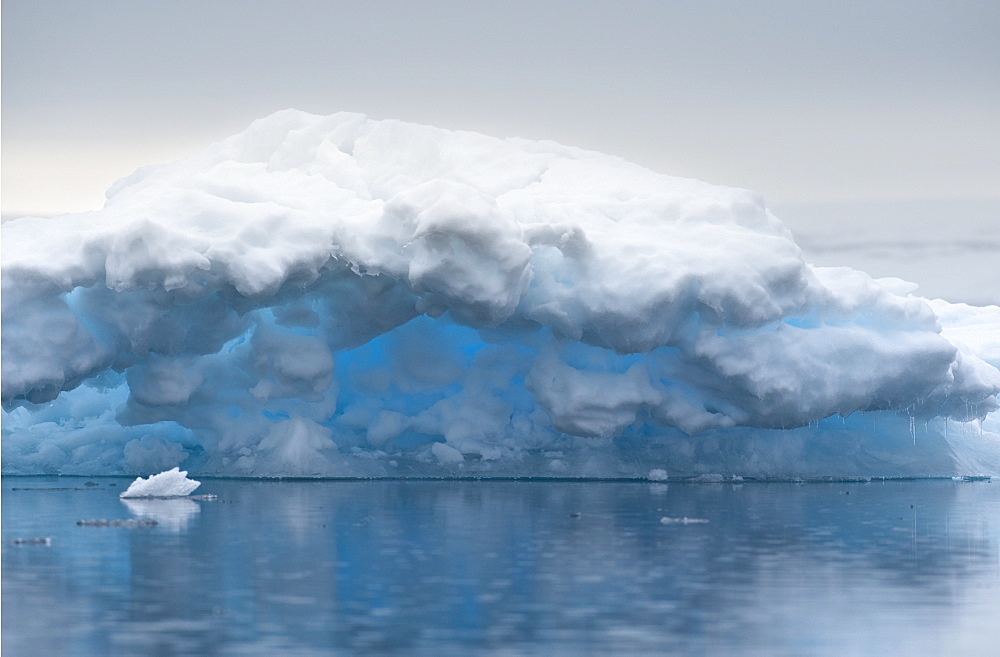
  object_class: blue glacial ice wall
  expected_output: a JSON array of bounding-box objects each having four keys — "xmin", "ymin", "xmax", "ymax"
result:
[{"xmin": 3, "ymin": 110, "xmax": 999, "ymax": 478}]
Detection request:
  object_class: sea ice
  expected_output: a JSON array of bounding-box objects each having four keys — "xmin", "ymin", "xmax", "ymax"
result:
[{"xmin": 2, "ymin": 110, "xmax": 998, "ymax": 478}]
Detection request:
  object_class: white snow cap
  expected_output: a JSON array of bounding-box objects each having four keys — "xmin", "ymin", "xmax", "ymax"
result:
[
  {"xmin": 119, "ymin": 467, "xmax": 201, "ymax": 498},
  {"xmin": 2, "ymin": 110, "xmax": 998, "ymax": 478}
]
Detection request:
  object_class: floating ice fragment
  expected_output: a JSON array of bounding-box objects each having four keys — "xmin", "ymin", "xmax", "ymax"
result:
[
  {"xmin": 119, "ymin": 467, "xmax": 201, "ymax": 498},
  {"xmin": 648, "ymin": 469, "xmax": 668, "ymax": 481},
  {"xmin": 76, "ymin": 518, "xmax": 158, "ymax": 528},
  {"xmin": 659, "ymin": 517, "xmax": 710, "ymax": 525}
]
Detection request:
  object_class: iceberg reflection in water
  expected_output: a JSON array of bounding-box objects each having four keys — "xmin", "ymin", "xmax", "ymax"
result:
[{"xmin": 3, "ymin": 477, "xmax": 998, "ymax": 655}]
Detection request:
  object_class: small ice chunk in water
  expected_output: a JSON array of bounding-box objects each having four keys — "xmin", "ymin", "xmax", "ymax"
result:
[
  {"xmin": 648, "ymin": 469, "xmax": 668, "ymax": 481},
  {"xmin": 660, "ymin": 517, "xmax": 710, "ymax": 525},
  {"xmin": 119, "ymin": 467, "xmax": 201, "ymax": 498},
  {"xmin": 76, "ymin": 518, "xmax": 158, "ymax": 528}
]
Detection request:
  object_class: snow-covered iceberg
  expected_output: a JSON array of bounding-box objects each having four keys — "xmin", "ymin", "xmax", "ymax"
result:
[{"xmin": 3, "ymin": 110, "xmax": 998, "ymax": 478}]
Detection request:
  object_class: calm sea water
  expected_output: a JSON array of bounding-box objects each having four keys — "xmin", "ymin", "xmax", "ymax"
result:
[{"xmin": 3, "ymin": 477, "xmax": 998, "ymax": 656}]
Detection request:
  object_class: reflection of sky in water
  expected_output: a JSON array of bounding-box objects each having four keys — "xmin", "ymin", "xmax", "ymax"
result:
[
  {"xmin": 3, "ymin": 478, "xmax": 998, "ymax": 655},
  {"xmin": 120, "ymin": 497, "xmax": 201, "ymax": 533}
]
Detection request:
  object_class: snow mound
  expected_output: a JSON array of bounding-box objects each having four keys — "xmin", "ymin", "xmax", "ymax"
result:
[
  {"xmin": 119, "ymin": 467, "xmax": 201, "ymax": 498},
  {"xmin": 2, "ymin": 110, "xmax": 999, "ymax": 478}
]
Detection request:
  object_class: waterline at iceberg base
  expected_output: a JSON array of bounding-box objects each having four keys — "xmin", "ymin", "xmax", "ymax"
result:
[{"xmin": 3, "ymin": 110, "xmax": 998, "ymax": 478}]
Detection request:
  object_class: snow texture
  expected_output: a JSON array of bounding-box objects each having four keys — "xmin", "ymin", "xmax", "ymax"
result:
[
  {"xmin": 2, "ymin": 110, "xmax": 999, "ymax": 478},
  {"xmin": 119, "ymin": 467, "xmax": 201, "ymax": 498}
]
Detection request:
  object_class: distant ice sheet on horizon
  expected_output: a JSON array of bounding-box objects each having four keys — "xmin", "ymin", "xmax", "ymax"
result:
[
  {"xmin": 779, "ymin": 198, "xmax": 1000, "ymax": 306},
  {"xmin": 1, "ymin": 110, "xmax": 998, "ymax": 478}
]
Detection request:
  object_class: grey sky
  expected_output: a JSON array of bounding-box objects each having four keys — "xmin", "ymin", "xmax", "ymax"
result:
[{"xmin": 2, "ymin": 0, "xmax": 998, "ymax": 300}]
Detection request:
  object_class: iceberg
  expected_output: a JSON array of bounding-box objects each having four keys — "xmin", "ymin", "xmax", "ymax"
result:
[
  {"xmin": 2, "ymin": 110, "xmax": 998, "ymax": 478},
  {"xmin": 119, "ymin": 467, "xmax": 201, "ymax": 498}
]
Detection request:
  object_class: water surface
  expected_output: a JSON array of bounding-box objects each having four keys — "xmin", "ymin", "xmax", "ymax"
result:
[{"xmin": 3, "ymin": 477, "xmax": 998, "ymax": 655}]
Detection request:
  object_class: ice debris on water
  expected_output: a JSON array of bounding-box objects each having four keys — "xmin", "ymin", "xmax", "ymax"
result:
[
  {"xmin": 76, "ymin": 518, "xmax": 158, "ymax": 528},
  {"xmin": 119, "ymin": 467, "xmax": 201, "ymax": 498},
  {"xmin": 660, "ymin": 517, "xmax": 710, "ymax": 525},
  {"xmin": 11, "ymin": 537, "xmax": 52, "ymax": 546}
]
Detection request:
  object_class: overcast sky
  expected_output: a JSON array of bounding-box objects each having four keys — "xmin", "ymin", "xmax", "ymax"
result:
[{"xmin": 2, "ymin": 0, "xmax": 998, "ymax": 299}]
